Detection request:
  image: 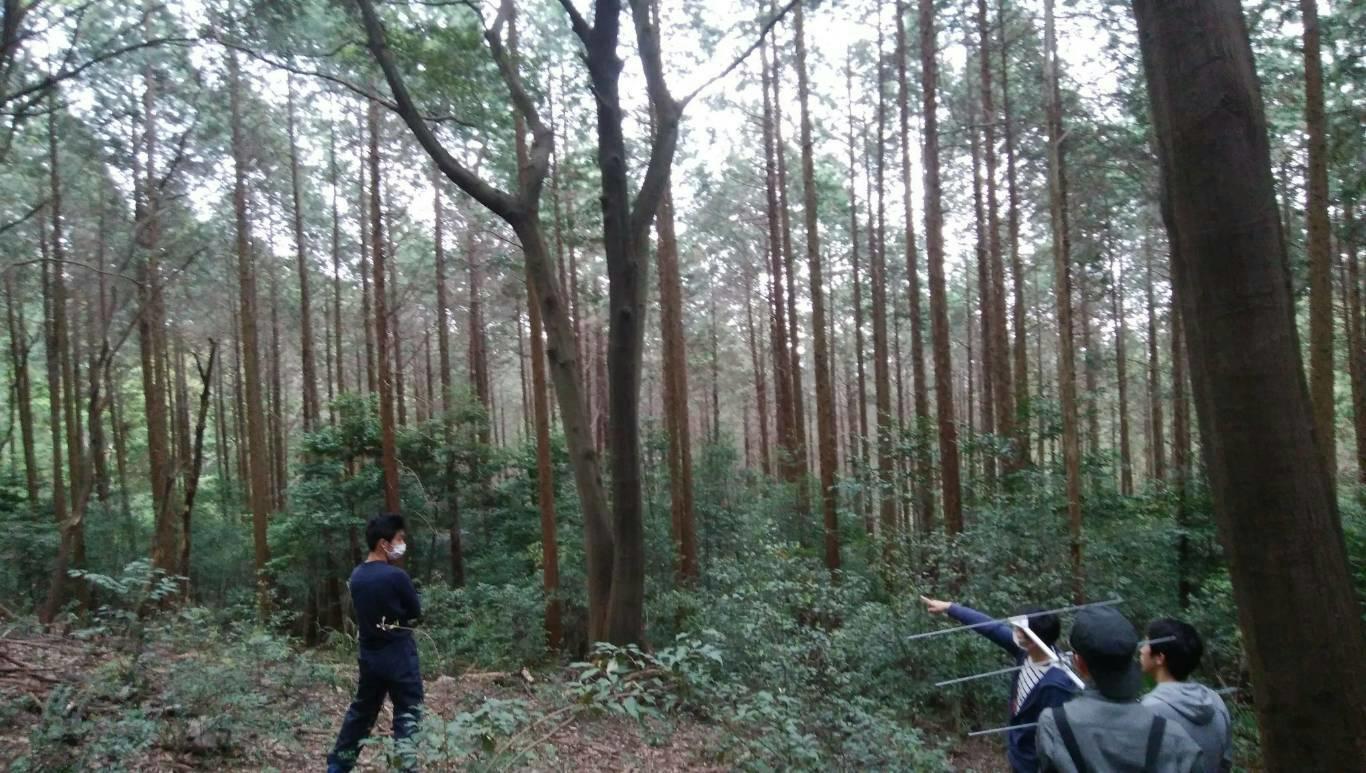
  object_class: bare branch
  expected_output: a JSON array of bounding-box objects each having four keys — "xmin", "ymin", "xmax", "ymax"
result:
[
  {"xmin": 484, "ymin": 0, "xmax": 551, "ymax": 203},
  {"xmin": 4, "ymin": 257, "xmax": 142, "ymax": 287},
  {"xmin": 0, "ymin": 195, "xmax": 47, "ymax": 237},
  {"xmin": 1, "ymin": 36, "xmax": 194, "ymax": 111}
]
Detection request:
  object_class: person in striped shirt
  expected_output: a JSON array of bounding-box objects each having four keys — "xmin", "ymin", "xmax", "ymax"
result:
[{"xmin": 922, "ymin": 596, "xmax": 1081, "ymax": 773}]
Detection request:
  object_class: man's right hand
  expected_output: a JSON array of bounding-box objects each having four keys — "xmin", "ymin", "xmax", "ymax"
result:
[{"xmin": 920, "ymin": 595, "xmax": 952, "ymax": 615}]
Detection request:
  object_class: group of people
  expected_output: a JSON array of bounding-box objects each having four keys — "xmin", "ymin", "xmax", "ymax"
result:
[
  {"xmin": 318, "ymin": 513, "xmax": 1232, "ymax": 772},
  {"xmin": 921, "ymin": 596, "xmax": 1232, "ymax": 773}
]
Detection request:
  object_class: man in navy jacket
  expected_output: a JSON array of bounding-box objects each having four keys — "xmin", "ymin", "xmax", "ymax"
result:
[{"xmin": 922, "ymin": 596, "xmax": 1080, "ymax": 773}]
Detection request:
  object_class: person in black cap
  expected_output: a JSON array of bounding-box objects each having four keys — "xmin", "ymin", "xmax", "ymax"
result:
[{"xmin": 1036, "ymin": 606, "xmax": 1203, "ymax": 773}]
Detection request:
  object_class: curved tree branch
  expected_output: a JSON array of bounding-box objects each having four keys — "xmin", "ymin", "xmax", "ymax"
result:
[{"xmin": 353, "ymin": 0, "xmax": 520, "ymax": 222}]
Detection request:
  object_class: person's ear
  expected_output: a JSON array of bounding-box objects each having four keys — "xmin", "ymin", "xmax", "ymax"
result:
[{"xmin": 1072, "ymin": 652, "xmax": 1090, "ymax": 679}]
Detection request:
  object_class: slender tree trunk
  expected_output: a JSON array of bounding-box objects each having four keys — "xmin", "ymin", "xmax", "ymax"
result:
[
  {"xmin": 1301, "ymin": 0, "xmax": 1335, "ymax": 483},
  {"xmin": 968, "ymin": 75, "xmax": 995, "ymax": 487},
  {"xmin": 286, "ymin": 77, "xmax": 320, "ymax": 432},
  {"xmin": 896, "ymin": 0, "xmax": 932, "ymax": 530},
  {"xmin": 330, "ymin": 125, "xmax": 345, "ymax": 410},
  {"xmin": 795, "ymin": 0, "xmax": 839, "ymax": 573},
  {"xmin": 4, "ymin": 272, "xmax": 38, "ymax": 504},
  {"xmin": 358, "ymin": 110, "xmax": 377, "ymax": 395},
  {"xmin": 920, "ymin": 0, "xmax": 963, "ymax": 533},
  {"xmin": 1134, "ymin": 1, "xmax": 1366, "ymax": 764},
  {"xmin": 656, "ymin": 183, "xmax": 698, "ymax": 583},
  {"xmin": 1345, "ymin": 203, "xmax": 1365, "ymax": 486},
  {"xmin": 468, "ymin": 231, "xmax": 491, "ymax": 446},
  {"xmin": 999, "ymin": 0, "xmax": 1030, "ymax": 466},
  {"xmin": 39, "ymin": 217, "xmax": 70, "ymax": 622},
  {"xmin": 231, "ymin": 51, "xmax": 274, "ymax": 612},
  {"xmin": 978, "ymin": 0, "xmax": 1014, "ymax": 471},
  {"xmin": 178, "ymin": 342, "xmax": 216, "ymax": 590},
  {"xmin": 368, "ymin": 101, "xmax": 401, "ymax": 513},
  {"xmin": 1145, "ymin": 232, "xmax": 1166, "ymax": 482},
  {"xmin": 1045, "ymin": 0, "xmax": 1083, "ymax": 599},
  {"xmin": 1171, "ymin": 299, "xmax": 1191, "ymax": 607},
  {"xmin": 770, "ymin": 33, "xmax": 809, "ymax": 514},
  {"xmin": 745, "ymin": 276, "xmax": 771, "ymax": 476},
  {"xmin": 268, "ymin": 272, "xmax": 286, "ymax": 511},
  {"xmin": 761, "ymin": 38, "xmax": 797, "ymax": 503},
  {"xmin": 1112, "ymin": 251, "xmax": 1133, "ymax": 495},
  {"xmin": 869, "ymin": 2, "xmax": 897, "ymax": 547}
]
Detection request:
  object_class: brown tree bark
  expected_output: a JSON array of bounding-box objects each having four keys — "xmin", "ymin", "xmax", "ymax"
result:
[
  {"xmin": 656, "ymin": 184, "xmax": 698, "ymax": 583},
  {"xmin": 287, "ymin": 76, "xmax": 321, "ymax": 433},
  {"xmin": 1135, "ymin": 0, "xmax": 1366, "ymax": 764},
  {"xmin": 268, "ymin": 272, "xmax": 286, "ymax": 511},
  {"xmin": 39, "ymin": 216, "xmax": 70, "ymax": 622},
  {"xmin": 845, "ymin": 56, "xmax": 870, "ymax": 530},
  {"xmin": 795, "ymin": 0, "xmax": 839, "ymax": 572},
  {"xmin": 1301, "ymin": 0, "xmax": 1335, "ymax": 483},
  {"xmin": 919, "ymin": 0, "xmax": 963, "ymax": 533},
  {"xmin": 230, "ymin": 51, "xmax": 274, "ymax": 612},
  {"xmin": 368, "ymin": 101, "xmax": 401, "ymax": 513},
  {"xmin": 968, "ymin": 74, "xmax": 995, "ymax": 486},
  {"xmin": 467, "ymin": 229, "xmax": 492, "ymax": 446}
]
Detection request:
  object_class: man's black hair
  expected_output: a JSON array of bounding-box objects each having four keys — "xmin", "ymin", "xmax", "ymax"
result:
[
  {"xmin": 1146, "ymin": 617, "xmax": 1203, "ymax": 680},
  {"xmin": 366, "ymin": 512, "xmax": 406, "ymax": 551},
  {"xmin": 1016, "ymin": 606, "xmax": 1061, "ymax": 647}
]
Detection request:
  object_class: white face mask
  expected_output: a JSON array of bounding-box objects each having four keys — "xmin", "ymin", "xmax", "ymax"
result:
[{"xmin": 386, "ymin": 541, "xmax": 407, "ymax": 560}]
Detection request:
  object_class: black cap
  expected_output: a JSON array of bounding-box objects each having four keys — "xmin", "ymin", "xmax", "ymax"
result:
[{"xmin": 1069, "ymin": 607, "xmax": 1142, "ymax": 700}]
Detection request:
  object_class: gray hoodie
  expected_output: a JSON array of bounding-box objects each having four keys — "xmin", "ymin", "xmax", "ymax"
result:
[{"xmin": 1142, "ymin": 682, "xmax": 1232, "ymax": 773}]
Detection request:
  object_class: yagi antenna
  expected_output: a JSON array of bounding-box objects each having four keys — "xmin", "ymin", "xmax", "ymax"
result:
[{"xmin": 905, "ymin": 598, "xmax": 1124, "ymax": 643}]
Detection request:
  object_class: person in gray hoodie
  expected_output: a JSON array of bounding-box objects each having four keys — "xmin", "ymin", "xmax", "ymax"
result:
[{"xmin": 1140, "ymin": 619, "xmax": 1233, "ymax": 773}]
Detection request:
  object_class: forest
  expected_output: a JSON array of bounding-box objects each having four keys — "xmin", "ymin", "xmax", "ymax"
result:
[{"xmin": 0, "ymin": 0, "xmax": 1363, "ymax": 769}]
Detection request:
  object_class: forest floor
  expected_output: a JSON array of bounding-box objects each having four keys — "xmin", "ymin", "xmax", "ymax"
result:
[{"xmin": 0, "ymin": 625, "xmax": 1004, "ymax": 771}]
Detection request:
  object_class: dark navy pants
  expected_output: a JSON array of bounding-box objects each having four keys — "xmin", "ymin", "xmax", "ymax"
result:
[{"xmin": 327, "ymin": 637, "xmax": 423, "ymax": 772}]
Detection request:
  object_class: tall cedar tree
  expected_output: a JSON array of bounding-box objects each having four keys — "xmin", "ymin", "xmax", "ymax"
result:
[
  {"xmin": 870, "ymin": 1, "xmax": 896, "ymax": 547},
  {"xmin": 896, "ymin": 0, "xmax": 933, "ymax": 529},
  {"xmin": 919, "ymin": 0, "xmax": 963, "ymax": 533},
  {"xmin": 794, "ymin": 0, "xmax": 840, "ymax": 572},
  {"xmin": 1134, "ymin": 0, "xmax": 1366, "ymax": 764},
  {"xmin": 1044, "ymin": 0, "xmax": 1083, "ymax": 598},
  {"xmin": 229, "ymin": 50, "xmax": 273, "ymax": 612},
  {"xmin": 368, "ymin": 102, "xmax": 401, "ymax": 512},
  {"xmin": 287, "ymin": 77, "xmax": 320, "ymax": 432}
]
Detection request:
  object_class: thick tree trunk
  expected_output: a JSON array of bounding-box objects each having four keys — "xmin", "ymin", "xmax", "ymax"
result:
[
  {"xmin": 230, "ymin": 52, "xmax": 274, "ymax": 612},
  {"xmin": 1134, "ymin": 0, "xmax": 1366, "ymax": 764},
  {"xmin": 795, "ymin": 0, "xmax": 839, "ymax": 572},
  {"xmin": 1301, "ymin": 0, "xmax": 1335, "ymax": 483},
  {"xmin": 1045, "ymin": 0, "xmax": 1083, "ymax": 599},
  {"xmin": 919, "ymin": 0, "xmax": 963, "ymax": 533}
]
